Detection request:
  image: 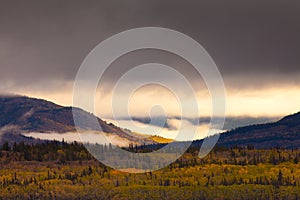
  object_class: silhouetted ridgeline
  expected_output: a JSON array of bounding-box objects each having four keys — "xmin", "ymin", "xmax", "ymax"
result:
[
  {"xmin": 1, "ymin": 95, "xmax": 300, "ymax": 149},
  {"xmin": 215, "ymin": 111, "xmax": 300, "ymax": 148}
]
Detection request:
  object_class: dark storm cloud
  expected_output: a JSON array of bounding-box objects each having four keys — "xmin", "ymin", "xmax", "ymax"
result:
[{"xmin": 0, "ymin": 0, "xmax": 300, "ymax": 91}]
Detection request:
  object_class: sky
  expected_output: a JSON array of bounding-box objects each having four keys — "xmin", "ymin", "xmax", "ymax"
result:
[{"xmin": 1, "ymin": 0, "xmax": 300, "ymax": 119}]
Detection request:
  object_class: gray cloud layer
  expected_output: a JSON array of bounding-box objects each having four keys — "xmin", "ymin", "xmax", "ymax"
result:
[{"xmin": 0, "ymin": 0, "xmax": 300, "ymax": 91}]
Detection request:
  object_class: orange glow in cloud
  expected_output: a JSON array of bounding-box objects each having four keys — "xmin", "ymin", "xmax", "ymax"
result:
[{"xmin": 14, "ymin": 83, "xmax": 300, "ymax": 118}]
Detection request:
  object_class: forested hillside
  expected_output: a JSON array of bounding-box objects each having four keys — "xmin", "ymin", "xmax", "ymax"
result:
[{"xmin": 1, "ymin": 142, "xmax": 300, "ymax": 199}]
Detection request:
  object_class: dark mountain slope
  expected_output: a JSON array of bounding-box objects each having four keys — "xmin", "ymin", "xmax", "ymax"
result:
[
  {"xmin": 0, "ymin": 95, "xmax": 159, "ymax": 145},
  {"xmin": 215, "ymin": 112, "xmax": 300, "ymax": 148},
  {"xmin": 0, "ymin": 95, "xmax": 125, "ymax": 134}
]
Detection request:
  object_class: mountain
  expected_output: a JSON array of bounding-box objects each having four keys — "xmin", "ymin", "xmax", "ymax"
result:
[
  {"xmin": 2, "ymin": 95, "xmax": 300, "ymax": 149},
  {"xmin": 215, "ymin": 112, "xmax": 300, "ymax": 148},
  {"xmin": 0, "ymin": 95, "xmax": 125, "ymax": 133},
  {"xmin": 0, "ymin": 95, "xmax": 163, "ymax": 146}
]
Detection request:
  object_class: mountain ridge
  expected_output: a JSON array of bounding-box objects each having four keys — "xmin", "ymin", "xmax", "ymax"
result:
[
  {"xmin": 0, "ymin": 95, "xmax": 163, "ymax": 146},
  {"xmin": 214, "ymin": 111, "xmax": 300, "ymax": 148},
  {"xmin": 1, "ymin": 95, "xmax": 300, "ymax": 149}
]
